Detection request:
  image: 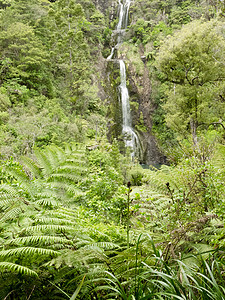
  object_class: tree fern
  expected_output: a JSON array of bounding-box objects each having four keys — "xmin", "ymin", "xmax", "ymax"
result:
[
  {"xmin": 33, "ymin": 147, "xmax": 57, "ymax": 176},
  {"xmin": 5, "ymin": 235, "xmax": 73, "ymax": 247},
  {"xmin": 20, "ymin": 156, "xmax": 42, "ymax": 179},
  {"xmin": 0, "ymin": 247, "xmax": 60, "ymax": 257},
  {"xmin": 0, "ymin": 262, "xmax": 38, "ymax": 276},
  {"xmin": 25, "ymin": 224, "xmax": 76, "ymax": 233},
  {"xmin": 0, "ymin": 184, "xmax": 33, "ymax": 222},
  {"xmin": 4, "ymin": 166, "xmax": 35, "ymax": 198},
  {"xmin": 0, "ymin": 144, "xmax": 89, "ymax": 281},
  {"xmin": 35, "ymin": 217, "xmax": 77, "ymax": 226}
]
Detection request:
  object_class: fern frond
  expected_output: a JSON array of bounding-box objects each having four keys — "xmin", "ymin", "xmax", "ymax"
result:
[
  {"xmin": 44, "ymin": 146, "xmax": 62, "ymax": 170},
  {"xmin": 0, "ymin": 197, "xmax": 18, "ymax": 210},
  {"xmin": 20, "ymin": 156, "xmax": 42, "ymax": 179},
  {"xmin": 4, "ymin": 167, "xmax": 34, "ymax": 198},
  {"xmin": 46, "ymin": 209, "xmax": 79, "ymax": 220},
  {"xmin": 0, "ymin": 247, "xmax": 60, "ymax": 257},
  {"xmin": 35, "ymin": 217, "xmax": 77, "ymax": 226},
  {"xmin": 82, "ymin": 242, "xmax": 120, "ymax": 251},
  {"xmin": 49, "ymin": 182, "xmax": 84, "ymax": 196},
  {"xmin": 35, "ymin": 187, "xmax": 59, "ymax": 198},
  {"xmin": 70, "ymin": 143, "xmax": 84, "ymax": 152},
  {"xmin": 25, "ymin": 224, "xmax": 74, "ymax": 233},
  {"xmin": 0, "ymin": 207, "xmax": 23, "ymax": 222},
  {"xmin": 0, "ymin": 184, "xmax": 19, "ymax": 196},
  {"xmin": 33, "ymin": 148, "xmax": 53, "ymax": 176},
  {"xmin": 64, "ymin": 143, "xmax": 72, "ymax": 155},
  {"xmin": 49, "ymin": 173, "xmax": 83, "ymax": 183},
  {"xmin": 54, "ymin": 146, "xmax": 67, "ymax": 162},
  {"xmin": 46, "ymin": 248, "xmax": 107, "ymax": 269},
  {"xmin": 6, "ymin": 236, "xmax": 73, "ymax": 246},
  {"xmin": 57, "ymin": 164, "xmax": 87, "ymax": 174},
  {"xmin": 0, "ymin": 262, "xmax": 38, "ymax": 276},
  {"xmin": 36, "ymin": 198, "xmax": 59, "ymax": 207}
]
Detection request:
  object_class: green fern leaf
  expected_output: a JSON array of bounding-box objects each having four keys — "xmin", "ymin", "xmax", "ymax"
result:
[
  {"xmin": 36, "ymin": 217, "xmax": 77, "ymax": 226},
  {"xmin": 25, "ymin": 224, "xmax": 74, "ymax": 233},
  {"xmin": 0, "ymin": 184, "xmax": 19, "ymax": 196},
  {"xmin": 5, "ymin": 167, "xmax": 34, "ymax": 198},
  {"xmin": 36, "ymin": 198, "xmax": 59, "ymax": 207},
  {"xmin": 0, "ymin": 247, "xmax": 60, "ymax": 257},
  {"xmin": 34, "ymin": 148, "xmax": 53, "ymax": 176},
  {"xmin": 0, "ymin": 262, "xmax": 38, "ymax": 276},
  {"xmin": 20, "ymin": 156, "xmax": 42, "ymax": 179},
  {"xmin": 0, "ymin": 207, "xmax": 22, "ymax": 222},
  {"xmin": 6, "ymin": 235, "xmax": 73, "ymax": 246},
  {"xmin": 83, "ymin": 242, "xmax": 120, "ymax": 250},
  {"xmin": 49, "ymin": 173, "xmax": 83, "ymax": 182},
  {"xmin": 49, "ymin": 182, "xmax": 84, "ymax": 196}
]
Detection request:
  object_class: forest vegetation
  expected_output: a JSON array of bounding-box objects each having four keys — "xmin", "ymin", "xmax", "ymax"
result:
[{"xmin": 0, "ymin": 0, "xmax": 225, "ymax": 299}]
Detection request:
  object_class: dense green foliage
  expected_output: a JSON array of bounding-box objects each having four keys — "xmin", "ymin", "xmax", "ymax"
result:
[
  {"xmin": 0, "ymin": 142, "xmax": 224, "ymax": 298},
  {"xmin": 0, "ymin": 0, "xmax": 106, "ymax": 158},
  {"xmin": 0, "ymin": 0, "xmax": 225, "ymax": 299}
]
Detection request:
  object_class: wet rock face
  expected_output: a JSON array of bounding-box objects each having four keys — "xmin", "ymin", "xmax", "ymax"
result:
[
  {"xmin": 139, "ymin": 132, "xmax": 165, "ymax": 165},
  {"xmin": 130, "ymin": 67, "xmax": 165, "ymax": 165}
]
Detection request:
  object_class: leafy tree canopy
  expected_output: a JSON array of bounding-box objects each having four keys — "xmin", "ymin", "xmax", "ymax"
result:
[{"xmin": 156, "ymin": 20, "xmax": 225, "ymax": 142}]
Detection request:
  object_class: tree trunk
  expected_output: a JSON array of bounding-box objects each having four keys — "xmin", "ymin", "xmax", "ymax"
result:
[{"xmin": 190, "ymin": 117, "xmax": 198, "ymax": 147}]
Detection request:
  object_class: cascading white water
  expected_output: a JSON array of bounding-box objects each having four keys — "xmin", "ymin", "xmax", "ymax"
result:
[
  {"xmin": 118, "ymin": 0, "xmax": 139, "ymax": 156},
  {"xmin": 107, "ymin": 47, "xmax": 115, "ymax": 60},
  {"xmin": 107, "ymin": 0, "xmax": 140, "ymax": 157},
  {"xmin": 117, "ymin": 0, "xmax": 124, "ymax": 30},
  {"xmin": 117, "ymin": 0, "xmax": 131, "ymax": 30},
  {"xmin": 124, "ymin": 1, "xmax": 131, "ymax": 29},
  {"xmin": 119, "ymin": 60, "xmax": 139, "ymax": 155}
]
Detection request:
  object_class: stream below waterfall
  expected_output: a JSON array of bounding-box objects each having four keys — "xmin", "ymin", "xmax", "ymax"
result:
[{"xmin": 107, "ymin": 0, "xmax": 140, "ymax": 158}]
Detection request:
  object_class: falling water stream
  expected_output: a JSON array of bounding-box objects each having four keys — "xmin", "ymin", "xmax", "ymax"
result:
[
  {"xmin": 117, "ymin": 0, "xmax": 131, "ymax": 30},
  {"xmin": 107, "ymin": 0, "xmax": 139, "ymax": 157},
  {"xmin": 119, "ymin": 60, "xmax": 139, "ymax": 153}
]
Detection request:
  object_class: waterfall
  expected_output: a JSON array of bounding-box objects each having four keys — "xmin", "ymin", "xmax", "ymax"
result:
[
  {"xmin": 107, "ymin": 0, "xmax": 140, "ymax": 158},
  {"xmin": 117, "ymin": 0, "xmax": 131, "ymax": 30},
  {"xmin": 119, "ymin": 60, "xmax": 139, "ymax": 155},
  {"xmin": 107, "ymin": 47, "xmax": 115, "ymax": 60},
  {"xmin": 117, "ymin": 0, "xmax": 124, "ymax": 30}
]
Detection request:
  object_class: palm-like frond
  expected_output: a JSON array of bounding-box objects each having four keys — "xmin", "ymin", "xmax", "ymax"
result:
[
  {"xmin": 0, "ymin": 144, "xmax": 90, "ymax": 281},
  {"xmin": 25, "ymin": 224, "xmax": 76, "ymax": 233},
  {"xmin": 36, "ymin": 217, "xmax": 77, "ymax": 226},
  {"xmin": 33, "ymin": 148, "xmax": 55, "ymax": 176},
  {"xmin": 36, "ymin": 197, "xmax": 59, "ymax": 207},
  {"xmin": 4, "ymin": 167, "xmax": 34, "ymax": 198},
  {"xmin": 0, "ymin": 262, "xmax": 38, "ymax": 276},
  {"xmin": 0, "ymin": 246, "xmax": 60, "ymax": 257},
  {"xmin": 5, "ymin": 235, "xmax": 73, "ymax": 247},
  {"xmin": 20, "ymin": 156, "xmax": 42, "ymax": 179},
  {"xmin": 0, "ymin": 184, "xmax": 19, "ymax": 196},
  {"xmin": 49, "ymin": 173, "xmax": 83, "ymax": 183},
  {"xmin": 82, "ymin": 242, "xmax": 120, "ymax": 251},
  {"xmin": 0, "ymin": 184, "xmax": 32, "ymax": 222},
  {"xmin": 1, "ymin": 207, "xmax": 24, "ymax": 222}
]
